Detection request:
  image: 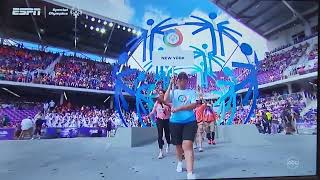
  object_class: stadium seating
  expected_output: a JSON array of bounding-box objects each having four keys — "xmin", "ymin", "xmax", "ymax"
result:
[
  {"xmin": 0, "ymin": 45, "xmax": 58, "ymax": 83},
  {"xmin": 0, "ymin": 35, "xmax": 318, "ymax": 92},
  {"xmin": 1, "ymin": 89, "xmax": 316, "ymax": 130},
  {"xmin": 0, "ymin": 34, "xmax": 318, "ymax": 132}
]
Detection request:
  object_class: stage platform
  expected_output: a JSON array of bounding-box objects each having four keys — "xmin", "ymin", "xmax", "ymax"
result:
[
  {"xmin": 109, "ymin": 127, "xmax": 158, "ymax": 147},
  {"xmin": 0, "ymin": 128, "xmax": 317, "ymax": 180}
]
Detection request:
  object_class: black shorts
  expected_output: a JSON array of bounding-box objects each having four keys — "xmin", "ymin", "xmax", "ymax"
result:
[{"xmin": 169, "ymin": 121, "xmax": 198, "ymax": 145}]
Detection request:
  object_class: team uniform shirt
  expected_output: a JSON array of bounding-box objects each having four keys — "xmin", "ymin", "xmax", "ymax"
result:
[
  {"xmin": 195, "ymin": 104, "xmax": 206, "ymax": 123},
  {"xmin": 203, "ymin": 106, "xmax": 218, "ymax": 123},
  {"xmin": 21, "ymin": 118, "xmax": 33, "ymax": 130},
  {"xmin": 49, "ymin": 101, "xmax": 55, "ymax": 108},
  {"xmin": 169, "ymin": 89, "xmax": 196, "ymax": 124},
  {"xmin": 150, "ymin": 101, "xmax": 171, "ymax": 120},
  {"xmin": 266, "ymin": 112, "xmax": 272, "ymax": 121}
]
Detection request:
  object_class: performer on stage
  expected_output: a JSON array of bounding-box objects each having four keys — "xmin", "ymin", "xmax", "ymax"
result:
[
  {"xmin": 148, "ymin": 90, "xmax": 171, "ymax": 159},
  {"xmin": 164, "ymin": 72, "xmax": 198, "ymax": 179}
]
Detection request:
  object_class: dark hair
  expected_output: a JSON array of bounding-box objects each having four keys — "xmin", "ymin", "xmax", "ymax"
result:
[
  {"xmin": 196, "ymin": 100, "xmax": 203, "ymax": 105},
  {"xmin": 177, "ymin": 72, "xmax": 188, "ymax": 80},
  {"xmin": 158, "ymin": 89, "xmax": 165, "ymax": 94}
]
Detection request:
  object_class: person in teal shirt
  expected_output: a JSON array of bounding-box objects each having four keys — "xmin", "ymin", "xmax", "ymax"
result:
[
  {"xmin": 2, "ymin": 115, "xmax": 10, "ymax": 127},
  {"xmin": 164, "ymin": 72, "xmax": 197, "ymax": 179}
]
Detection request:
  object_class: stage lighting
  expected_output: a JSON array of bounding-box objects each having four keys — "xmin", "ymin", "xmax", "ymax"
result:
[
  {"xmin": 103, "ymin": 21, "xmax": 107, "ymax": 25},
  {"xmin": 98, "ymin": 19, "xmax": 101, "ymax": 23},
  {"xmin": 117, "ymin": 25, "xmax": 121, "ymax": 29},
  {"xmin": 2, "ymin": 88, "xmax": 20, "ymax": 97},
  {"xmin": 84, "ymin": 24, "xmax": 87, "ymax": 28},
  {"xmin": 104, "ymin": 96, "xmax": 110, "ymax": 103},
  {"xmin": 128, "ymin": 28, "xmax": 132, "ymax": 32},
  {"xmin": 91, "ymin": 17, "xmax": 95, "ymax": 21},
  {"xmin": 132, "ymin": 29, "xmax": 136, "ymax": 34},
  {"xmin": 101, "ymin": 28, "xmax": 106, "ymax": 33},
  {"xmin": 64, "ymin": 91, "xmax": 68, "ymax": 100},
  {"xmin": 122, "ymin": 27, "xmax": 126, "ymax": 31},
  {"xmin": 85, "ymin": 15, "xmax": 88, "ymax": 19},
  {"xmin": 96, "ymin": 27, "xmax": 100, "ymax": 32},
  {"xmin": 90, "ymin": 26, "xmax": 94, "ymax": 30},
  {"xmin": 137, "ymin": 31, "xmax": 142, "ymax": 36},
  {"xmin": 109, "ymin": 22, "xmax": 114, "ymax": 27}
]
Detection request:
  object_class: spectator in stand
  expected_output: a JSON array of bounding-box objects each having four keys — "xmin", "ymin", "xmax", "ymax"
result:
[
  {"xmin": 0, "ymin": 44, "xmax": 57, "ymax": 83},
  {"xmin": 43, "ymin": 101, "xmax": 49, "ymax": 114},
  {"xmin": 49, "ymin": 100, "xmax": 55, "ymax": 112},
  {"xmin": 1, "ymin": 114, "xmax": 10, "ymax": 127}
]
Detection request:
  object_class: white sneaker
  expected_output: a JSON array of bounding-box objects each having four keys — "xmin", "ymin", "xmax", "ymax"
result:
[
  {"xmin": 187, "ymin": 172, "xmax": 196, "ymax": 179},
  {"xmin": 193, "ymin": 144, "xmax": 197, "ymax": 149},
  {"xmin": 158, "ymin": 151, "xmax": 164, "ymax": 159},
  {"xmin": 198, "ymin": 147, "xmax": 203, "ymax": 152},
  {"xmin": 176, "ymin": 161, "xmax": 183, "ymax": 173}
]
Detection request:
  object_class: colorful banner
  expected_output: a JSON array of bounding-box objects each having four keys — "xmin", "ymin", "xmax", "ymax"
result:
[
  {"xmin": 0, "ymin": 128, "xmax": 15, "ymax": 140},
  {"xmin": 59, "ymin": 128, "xmax": 79, "ymax": 138},
  {"xmin": 78, "ymin": 127, "xmax": 107, "ymax": 137}
]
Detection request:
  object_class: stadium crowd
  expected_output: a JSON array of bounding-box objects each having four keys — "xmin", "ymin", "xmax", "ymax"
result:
[
  {"xmin": 0, "ymin": 34, "xmax": 318, "ymax": 93},
  {"xmin": 0, "ymin": 33, "xmax": 318, "ymax": 139},
  {"xmin": 0, "ymin": 87, "xmax": 316, "ymax": 137},
  {"xmin": 0, "ymin": 44, "xmax": 58, "ymax": 83}
]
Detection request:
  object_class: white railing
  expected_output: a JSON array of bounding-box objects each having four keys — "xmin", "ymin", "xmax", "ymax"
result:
[
  {"xmin": 270, "ymin": 36, "xmax": 318, "ymax": 55},
  {"xmin": 300, "ymin": 99, "xmax": 317, "ymax": 117}
]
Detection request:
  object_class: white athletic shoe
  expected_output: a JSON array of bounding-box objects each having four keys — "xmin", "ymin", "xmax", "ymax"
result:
[
  {"xmin": 158, "ymin": 151, "xmax": 164, "ymax": 159},
  {"xmin": 193, "ymin": 144, "xmax": 197, "ymax": 149},
  {"xmin": 187, "ymin": 172, "xmax": 196, "ymax": 179},
  {"xmin": 176, "ymin": 161, "xmax": 183, "ymax": 173},
  {"xmin": 198, "ymin": 147, "xmax": 203, "ymax": 152},
  {"xmin": 165, "ymin": 145, "xmax": 169, "ymax": 153}
]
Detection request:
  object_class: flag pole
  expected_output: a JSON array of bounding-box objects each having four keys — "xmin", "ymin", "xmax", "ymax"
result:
[{"xmin": 171, "ymin": 66, "xmax": 175, "ymax": 100}]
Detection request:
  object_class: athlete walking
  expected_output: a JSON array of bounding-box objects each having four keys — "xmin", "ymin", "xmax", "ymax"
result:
[{"xmin": 164, "ymin": 72, "xmax": 198, "ymax": 179}]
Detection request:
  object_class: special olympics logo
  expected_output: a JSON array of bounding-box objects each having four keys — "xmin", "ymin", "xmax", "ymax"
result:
[
  {"xmin": 178, "ymin": 95, "xmax": 187, "ymax": 103},
  {"xmin": 114, "ymin": 12, "xmax": 260, "ymax": 127},
  {"xmin": 287, "ymin": 157, "xmax": 299, "ymax": 170},
  {"xmin": 163, "ymin": 28, "xmax": 183, "ymax": 47}
]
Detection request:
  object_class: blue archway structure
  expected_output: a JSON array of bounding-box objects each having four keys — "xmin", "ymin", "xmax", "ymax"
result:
[{"xmin": 113, "ymin": 12, "xmax": 259, "ymax": 127}]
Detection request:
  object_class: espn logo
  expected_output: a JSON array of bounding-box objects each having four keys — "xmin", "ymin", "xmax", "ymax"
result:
[{"xmin": 12, "ymin": 8, "xmax": 41, "ymax": 16}]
